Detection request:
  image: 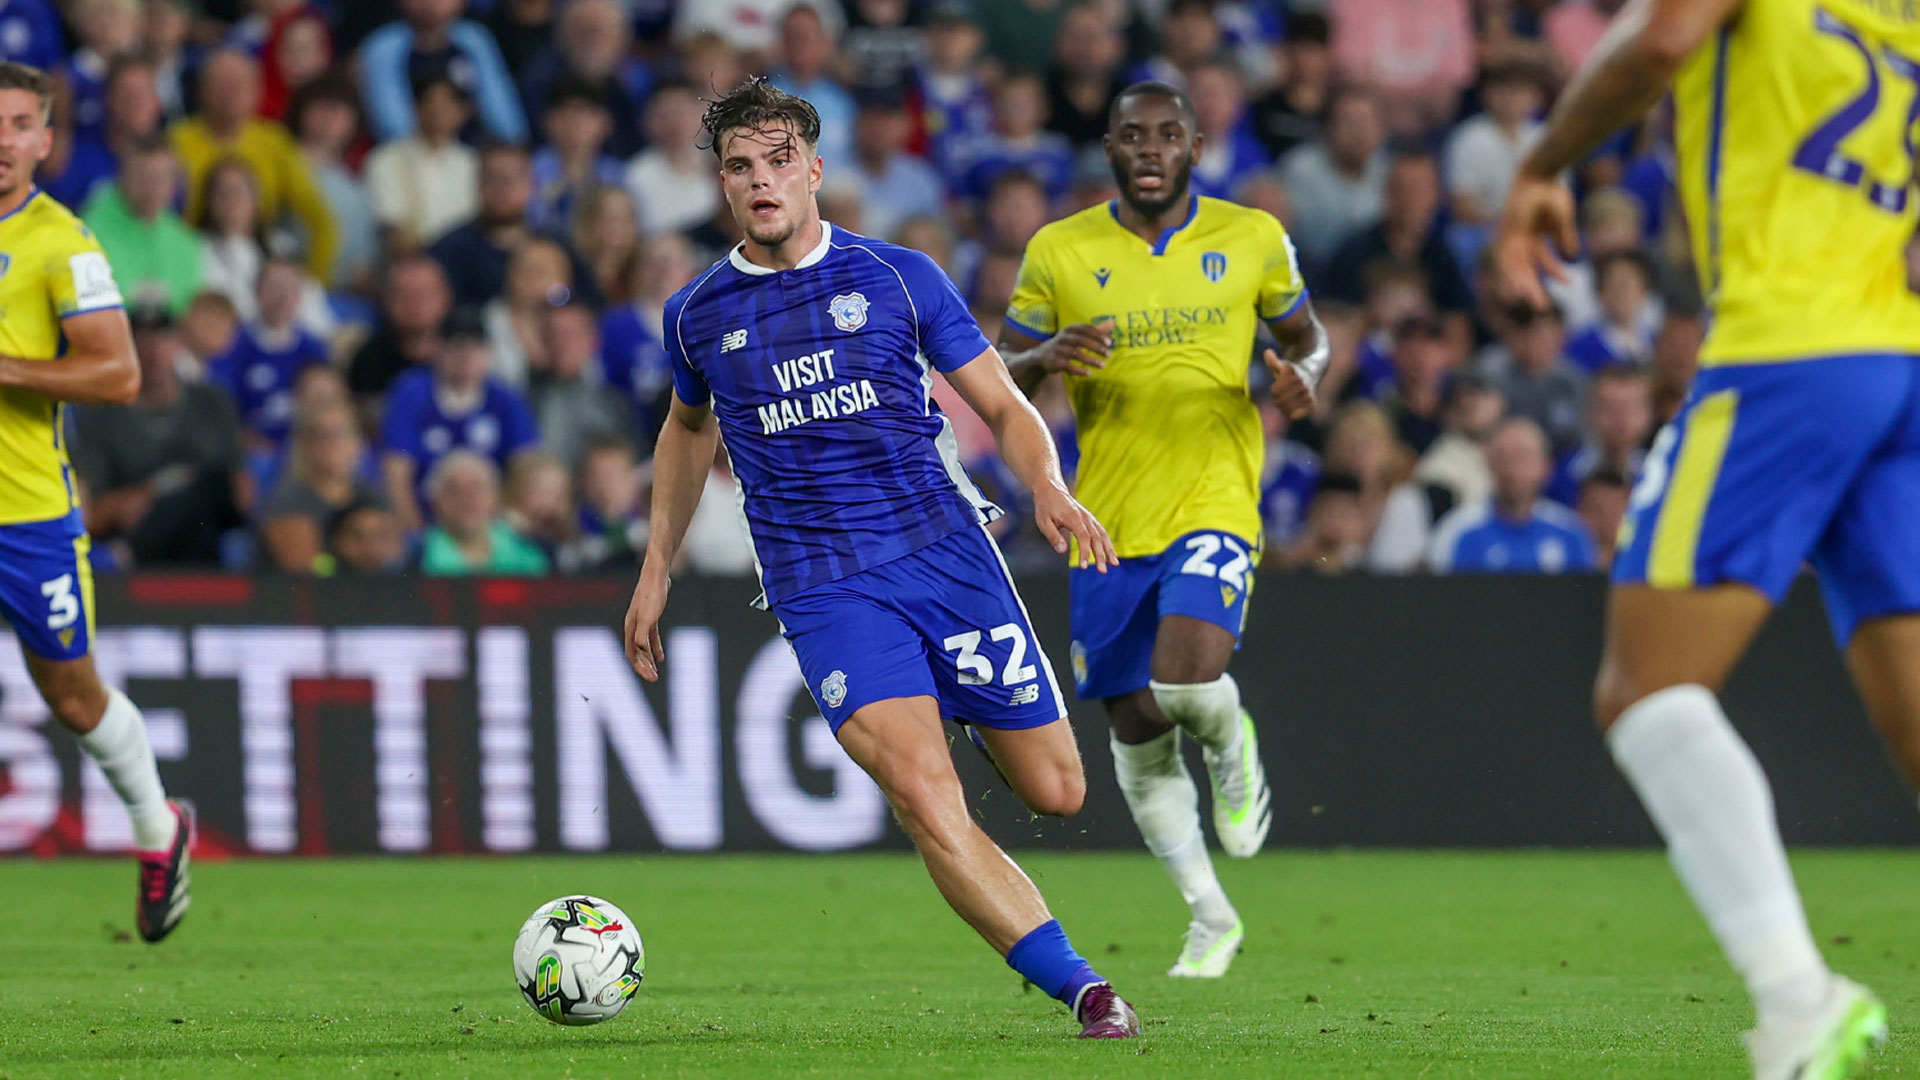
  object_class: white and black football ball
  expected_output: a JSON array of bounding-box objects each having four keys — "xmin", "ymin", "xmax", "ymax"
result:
[{"xmin": 512, "ymin": 895, "xmax": 645, "ymax": 1026}]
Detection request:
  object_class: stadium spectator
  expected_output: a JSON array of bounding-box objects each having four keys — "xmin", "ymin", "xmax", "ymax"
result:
[
  {"xmin": 519, "ymin": 0, "xmax": 647, "ymax": 160},
  {"xmin": 1187, "ymin": 61, "xmax": 1268, "ymax": 200},
  {"xmin": 1486, "ymin": 304, "xmax": 1585, "ymax": 456},
  {"xmin": 484, "ymin": 236, "xmax": 572, "ymax": 387},
  {"xmin": 958, "ymin": 71, "xmax": 1074, "ymax": 203},
  {"xmin": 1331, "ymin": 0, "xmax": 1476, "ymax": 134},
  {"xmin": 975, "ymin": 0, "xmax": 1064, "ymax": 72},
  {"xmin": 363, "ymin": 71, "xmax": 478, "ymax": 255},
  {"xmin": 418, "ymin": 449, "xmax": 550, "ymax": 575},
  {"xmin": 770, "ymin": 5, "xmax": 855, "ymax": 169},
  {"xmin": 576, "ymin": 436, "xmax": 645, "ymax": 567},
  {"xmin": 1127, "ymin": 0, "xmax": 1220, "ymax": 88},
  {"xmin": 1250, "ymin": 11, "xmax": 1332, "ymax": 160},
  {"xmin": 917, "ymin": 0, "xmax": 993, "ymax": 177},
  {"xmin": 1577, "ymin": 468, "xmax": 1631, "ymax": 571},
  {"xmin": 1544, "ymin": 0, "xmax": 1625, "ymax": 72},
  {"xmin": 1566, "ymin": 251, "xmax": 1658, "ymax": 373},
  {"xmin": 1278, "ymin": 88, "xmax": 1387, "ymax": 268},
  {"xmin": 46, "ymin": 53, "xmax": 161, "ymax": 210},
  {"xmin": 1259, "ymin": 403, "xmax": 1321, "ymax": 548},
  {"xmin": 893, "ymin": 213, "xmax": 956, "ymax": 272},
  {"xmin": 600, "ymin": 231, "xmax": 693, "ymax": 446},
  {"xmin": 485, "ymin": 0, "xmax": 554, "ymax": 78},
  {"xmin": 1323, "ymin": 146, "xmax": 1473, "ymax": 335},
  {"xmin": 1339, "ymin": 261, "xmax": 1431, "ymax": 402},
  {"xmin": 206, "ymin": 255, "xmax": 330, "ymax": 453},
  {"xmin": 623, "ymin": 82, "xmax": 718, "ymax": 237},
  {"xmin": 140, "ymin": 0, "xmax": 192, "ymax": 119},
  {"xmin": 346, "ymin": 253, "xmax": 452, "ymax": 404},
  {"xmin": 1379, "ymin": 314, "xmax": 1454, "ymax": 456},
  {"xmin": 1649, "ymin": 307, "xmax": 1704, "ymax": 424},
  {"xmin": 180, "ymin": 291, "xmax": 241, "ymax": 375},
  {"xmin": 56, "ymin": 0, "xmax": 138, "ymax": 140},
  {"xmin": 841, "ymin": 0, "xmax": 923, "ymax": 95},
  {"xmin": 72, "ymin": 305, "xmax": 247, "ymax": 566},
  {"xmin": 430, "ymin": 141, "xmax": 602, "ymax": 309},
  {"xmin": 672, "ymin": 0, "xmax": 839, "ymax": 55},
  {"xmin": 850, "ymin": 87, "xmax": 945, "ymax": 242},
  {"xmin": 503, "ymin": 451, "xmax": 599, "ymax": 573},
  {"xmin": 570, "ymin": 184, "xmax": 640, "ymax": 305},
  {"xmin": 324, "ymin": 497, "xmax": 408, "ymax": 574},
  {"xmin": 1321, "ymin": 400, "xmax": 1430, "ymax": 574},
  {"xmin": 956, "ymin": 169, "xmax": 1049, "ymax": 284},
  {"xmin": 380, "ymin": 307, "xmax": 539, "ymax": 531},
  {"xmin": 357, "ymin": 0, "xmax": 526, "ymax": 143},
  {"xmin": 1413, "ymin": 372, "xmax": 1502, "ymax": 512},
  {"xmin": 194, "ymin": 157, "xmax": 335, "ymax": 338},
  {"xmin": 1275, "ymin": 471, "xmax": 1368, "ymax": 574},
  {"xmin": 288, "ymin": 76, "xmax": 376, "ymax": 290},
  {"xmin": 257, "ymin": 400, "xmax": 383, "ymax": 573},
  {"xmin": 529, "ymin": 77, "xmax": 622, "ymax": 233},
  {"xmin": 1443, "ymin": 61, "xmax": 1546, "ymax": 226},
  {"xmin": 680, "ymin": 449, "xmax": 756, "ymax": 576},
  {"xmin": 82, "ymin": 134, "xmax": 200, "ymax": 317},
  {"xmin": 1428, "ymin": 417, "xmax": 1597, "ymax": 575},
  {"xmin": 0, "ymin": 0, "xmax": 66, "ymax": 73},
  {"xmin": 1548, "ymin": 364, "xmax": 1652, "ymax": 508},
  {"xmin": 169, "ymin": 49, "xmax": 337, "ymax": 279},
  {"xmin": 258, "ymin": 7, "xmax": 332, "ymax": 123},
  {"xmin": 531, "ymin": 301, "xmax": 633, "ymax": 469},
  {"xmin": 1043, "ymin": 2, "xmax": 1125, "ymax": 151},
  {"xmin": 676, "ymin": 32, "xmax": 747, "ymax": 100}
]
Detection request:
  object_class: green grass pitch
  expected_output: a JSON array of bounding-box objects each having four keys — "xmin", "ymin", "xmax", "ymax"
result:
[{"xmin": 0, "ymin": 851, "xmax": 1915, "ymax": 1079}]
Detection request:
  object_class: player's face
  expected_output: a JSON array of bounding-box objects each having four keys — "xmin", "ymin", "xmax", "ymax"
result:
[
  {"xmin": 0, "ymin": 89, "xmax": 51, "ymax": 196},
  {"xmin": 1105, "ymin": 94, "xmax": 1202, "ymax": 219},
  {"xmin": 718, "ymin": 124, "xmax": 822, "ymax": 249}
]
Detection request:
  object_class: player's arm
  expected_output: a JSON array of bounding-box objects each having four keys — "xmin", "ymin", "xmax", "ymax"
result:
[
  {"xmin": 945, "ymin": 346, "xmax": 1117, "ymax": 571},
  {"xmin": 1496, "ymin": 0, "xmax": 1744, "ymax": 306},
  {"xmin": 998, "ymin": 320, "xmax": 1114, "ymax": 398},
  {"xmin": 624, "ymin": 393, "xmax": 720, "ymax": 681},
  {"xmin": 0, "ymin": 308, "xmax": 138, "ymax": 404},
  {"xmin": 1261, "ymin": 299, "xmax": 1330, "ymax": 421}
]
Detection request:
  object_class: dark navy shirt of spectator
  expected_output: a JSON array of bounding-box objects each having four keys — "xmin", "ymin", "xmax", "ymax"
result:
[
  {"xmin": 665, "ymin": 223, "xmax": 1001, "ymax": 608},
  {"xmin": 379, "ymin": 367, "xmax": 539, "ymax": 501},
  {"xmin": 207, "ymin": 324, "xmax": 331, "ymax": 446},
  {"xmin": 0, "ymin": 0, "xmax": 66, "ymax": 73},
  {"xmin": 955, "ymin": 132, "xmax": 1076, "ymax": 202},
  {"xmin": 1429, "ymin": 500, "xmax": 1598, "ymax": 575}
]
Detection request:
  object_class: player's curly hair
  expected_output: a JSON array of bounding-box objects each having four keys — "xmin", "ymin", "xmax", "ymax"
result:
[{"xmin": 698, "ymin": 77, "xmax": 822, "ymax": 159}]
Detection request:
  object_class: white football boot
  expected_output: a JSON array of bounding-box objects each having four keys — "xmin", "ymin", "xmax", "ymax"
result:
[
  {"xmin": 1747, "ymin": 975, "xmax": 1886, "ymax": 1080},
  {"xmin": 1204, "ymin": 710, "xmax": 1272, "ymax": 858}
]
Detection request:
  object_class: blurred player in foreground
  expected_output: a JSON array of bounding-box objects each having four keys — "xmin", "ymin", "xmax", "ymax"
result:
[
  {"xmin": 621, "ymin": 79, "xmax": 1140, "ymax": 1039},
  {"xmin": 1496, "ymin": 0, "xmax": 1920, "ymax": 1074},
  {"xmin": 999, "ymin": 81, "xmax": 1328, "ymax": 977},
  {"xmin": 0, "ymin": 62, "xmax": 190, "ymax": 940}
]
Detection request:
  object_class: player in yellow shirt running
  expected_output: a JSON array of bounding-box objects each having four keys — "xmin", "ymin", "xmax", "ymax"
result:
[
  {"xmin": 1000, "ymin": 81, "xmax": 1327, "ymax": 978},
  {"xmin": 0, "ymin": 62, "xmax": 191, "ymax": 941}
]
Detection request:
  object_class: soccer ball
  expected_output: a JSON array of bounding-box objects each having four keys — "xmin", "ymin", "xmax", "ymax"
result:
[{"xmin": 512, "ymin": 895, "xmax": 645, "ymax": 1026}]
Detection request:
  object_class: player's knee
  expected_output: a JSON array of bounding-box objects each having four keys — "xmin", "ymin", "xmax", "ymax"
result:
[
  {"xmin": 880, "ymin": 761, "xmax": 963, "ymax": 838},
  {"xmin": 42, "ymin": 681, "xmax": 107, "ymax": 734},
  {"xmin": 1593, "ymin": 662, "xmax": 1657, "ymax": 733},
  {"xmin": 1021, "ymin": 767, "xmax": 1086, "ymax": 818}
]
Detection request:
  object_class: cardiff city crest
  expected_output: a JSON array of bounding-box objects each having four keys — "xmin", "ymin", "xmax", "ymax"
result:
[
  {"xmin": 821, "ymin": 669, "xmax": 848, "ymax": 708},
  {"xmin": 828, "ymin": 292, "xmax": 869, "ymax": 332}
]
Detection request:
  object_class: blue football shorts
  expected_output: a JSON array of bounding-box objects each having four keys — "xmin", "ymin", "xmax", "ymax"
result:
[
  {"xmin": 1613, "ymin": 353, "xmax": 1920, "ymax": 644},
  {"xmin": 0, "ymin": 512, "xmax": 95, "ymax": 662},
  {"xmin": 1067, "ymin": 529, "xmax": 1255, "ymax": 700},
  {"xmin": 776, "ymin": 525, "xmax": 1067, "ymax": 732}
]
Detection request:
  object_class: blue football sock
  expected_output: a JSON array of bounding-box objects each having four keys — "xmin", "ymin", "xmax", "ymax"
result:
[{"xmin": 1005, "ymin": 919, "xmax": 1105, "ymax": 1009}]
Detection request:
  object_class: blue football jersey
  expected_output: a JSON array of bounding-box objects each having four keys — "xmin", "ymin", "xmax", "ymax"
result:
[{"xmin": 665, "ymin": 223, "xmax": 1001, "ymax": 607}]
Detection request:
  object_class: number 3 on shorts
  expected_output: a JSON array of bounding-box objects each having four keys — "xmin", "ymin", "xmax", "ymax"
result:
[
  {"xmin": 943, "ymin": 623, "xmax": 1037, "ymax": 686},
  {"xmin": 41, "ymin": 573, "xmax": 78, "ymax": 631}
]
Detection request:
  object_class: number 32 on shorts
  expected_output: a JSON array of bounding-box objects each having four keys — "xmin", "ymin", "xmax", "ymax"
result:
[{"xmin": 942, "ymin": 623, "xmax": 1037, "ymax": 687}]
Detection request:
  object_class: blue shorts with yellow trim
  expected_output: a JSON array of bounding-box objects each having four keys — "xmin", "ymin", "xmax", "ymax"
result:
[
  {"xmin": 1613, "ymin": 355, "xmax": 1920, "ymax": 644},
  {"xmin": 0, "ymin": 512, "xmax": 94, "ymax": 661},
  {"xmin": 1068, "ymin": 529, "xmax": 1255, "ymax": 700}
]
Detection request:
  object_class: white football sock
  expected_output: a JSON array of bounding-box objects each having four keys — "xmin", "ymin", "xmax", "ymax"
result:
[
  {"xmin": 1150, "ymin": 675, "xmax": 1241, "ymax": 753},
  {"xmin": 77, "ymin": 689, "xmax": 176, "ymax": 851},
  {"xmin": 1608, "ymin": 684, "xmax": 1829, "ymax": 1026},
  {"xmin": 1110, "ymin": 731, "xmax": 1236, "ymax": 927}
]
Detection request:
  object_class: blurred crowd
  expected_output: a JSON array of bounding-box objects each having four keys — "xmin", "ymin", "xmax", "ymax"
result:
[{"xmin": 37, "ymin": 0, "xmax": 1689, "ymax": 579}]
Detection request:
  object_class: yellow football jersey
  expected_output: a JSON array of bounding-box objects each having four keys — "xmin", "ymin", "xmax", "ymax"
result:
[
  {"xmin": 0, "ymin": 190, "xmax": 125, "ymax": 525},
  {"xmin": 1006, "ymin": 196, "xmax": 1306, "ymax": 558},
  {"xmin": 1675, "ymin": 0, "xmax": 1920, "ymax": 365}
]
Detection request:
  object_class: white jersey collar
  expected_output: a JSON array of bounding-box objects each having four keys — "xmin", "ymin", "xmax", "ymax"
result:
[{"xmin": 728, "ymin": 221, "xmax": 834, "ymax": 276}]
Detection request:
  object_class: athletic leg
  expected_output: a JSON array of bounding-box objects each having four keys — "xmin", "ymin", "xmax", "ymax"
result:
[
  {"xmin": 836, "ymin": 695, "xmax": 1136, "ymax": 1036},
  {"xmin": 974, "ymin": 719, "xmax": 1086, "ymax": 818},
  {"xmin": 1150, "ymin": 615, "xmax": 1271, "ymax": 859}
]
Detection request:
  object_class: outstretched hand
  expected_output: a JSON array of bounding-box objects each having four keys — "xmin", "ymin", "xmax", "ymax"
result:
[
  {"xmin": 623, "ymin": 573, "xmax": 668, "ymax": 682},
  {"xmin": 1493, "ymin": 173, "xmax": 1581, "ymax": 312},
  {"xmin": 1033, "ymin": 484, "xmax": 1118, "ymax": 572}
]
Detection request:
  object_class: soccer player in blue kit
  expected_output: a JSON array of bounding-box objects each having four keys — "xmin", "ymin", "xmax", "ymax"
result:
[{"xmin": 621, "ymin": 79, "xmax": 1141, "ymax": 1039}]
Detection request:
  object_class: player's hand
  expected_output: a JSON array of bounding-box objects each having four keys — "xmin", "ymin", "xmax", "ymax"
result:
[
  {"xmin": 1033, "ymin": 482, "xmax": 1118, "ymax": 572},
  {"xmin": 1263, "ymin": 348, "xmax": 1316, "ymax": 420},
  {"xmin": 1026, "ymin": 320, "xmax": 1114, "ymax": 378},
  {"xmin": 622, "ymin": 570, "xmax": 669, "ymax": 682},
  {"xmin": 1493, "ymin": 171, "xmax": 1580, "ymax": 311}
]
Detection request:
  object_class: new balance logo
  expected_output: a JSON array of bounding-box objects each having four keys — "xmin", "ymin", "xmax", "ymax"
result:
[
  {"xmin": 1093, "ymin": 268, "xmax": 1112, "ymax": 288},
  {"xmin": 1008, "ymin": 684, "xmax": 1040, "ymax": 706},
  {"xmin": 721, "ymin": 329, "xmax": 749, "ymax": 353}
]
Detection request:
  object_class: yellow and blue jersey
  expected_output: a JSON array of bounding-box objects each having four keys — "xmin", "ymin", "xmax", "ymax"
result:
[
  {"xmin": 0, "ymin": 188, "xmax": 124, "ymax": 526},
  {"xmin": 1005, "ymin": 195, "xmax": 1306, "ymax": 559},
  {"xmin": 1674, "ymin": 0, "xmax": 1920, "ymax": 364}
]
